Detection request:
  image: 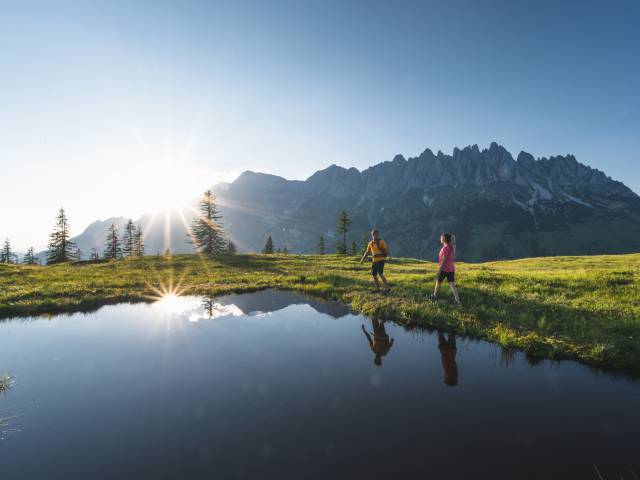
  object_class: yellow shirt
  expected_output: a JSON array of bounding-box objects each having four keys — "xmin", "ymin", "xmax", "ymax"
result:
[{"xmin": 367, "ymin": 239, "xmax": 388, "ymax": 263}]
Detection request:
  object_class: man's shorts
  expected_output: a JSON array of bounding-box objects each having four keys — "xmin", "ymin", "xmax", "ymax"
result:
[
  {"xmin": 437, "ymin": 271, "xmax": 455, "ymax": 283},
  {"xmin": 371, "ymin": 261, "xmax": 385, "ymax": 276}
]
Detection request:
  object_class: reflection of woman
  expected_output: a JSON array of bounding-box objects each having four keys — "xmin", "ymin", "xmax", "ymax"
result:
[
  {"xmin": 438, "ymin": 331, "xmax": 458, "ymax": 386},
  {"xmin": 361, "ymin": 318, "xmax": 394, "ymax": 366}
]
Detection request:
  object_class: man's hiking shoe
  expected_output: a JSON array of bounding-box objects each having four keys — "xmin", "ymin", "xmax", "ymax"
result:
[
  {"xmin": 382, "ymin": 288, "xmax": 391, "ymax": 295},
  {"xmin": 371, "ymin": 289, "xmax": 381, "ymax": 294}
]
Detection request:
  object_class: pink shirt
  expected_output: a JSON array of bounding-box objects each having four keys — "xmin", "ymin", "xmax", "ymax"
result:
[{"xmin": 439, "ymin": 244, "xmax": 455, "ymax": 272}]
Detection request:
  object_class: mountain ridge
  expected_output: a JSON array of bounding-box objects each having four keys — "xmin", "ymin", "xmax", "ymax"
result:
[{"xmin": 55, "ymin": 142, "xmax": 640, "ymax": 262}]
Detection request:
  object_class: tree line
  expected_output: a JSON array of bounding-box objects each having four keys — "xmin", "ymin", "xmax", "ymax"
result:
[{"xmin": 0, "ymin": 189, "xmax": 236, "ymax": 265}]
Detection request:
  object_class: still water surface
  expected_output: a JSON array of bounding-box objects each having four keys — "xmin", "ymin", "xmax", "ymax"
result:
[{"xmin": 0, "ymin": 290, "xmax": 638, "ymax": 479}]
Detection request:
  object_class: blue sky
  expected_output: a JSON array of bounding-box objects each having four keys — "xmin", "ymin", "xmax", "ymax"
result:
[{"xmin": 1, "ymin": 0, "xmax": 639, "ymax": 249}]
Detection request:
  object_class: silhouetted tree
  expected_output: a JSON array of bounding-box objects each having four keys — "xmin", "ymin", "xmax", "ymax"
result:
[
  {"xmin": 90, "ymin": 248, "xmax": 100, "ymax": 261},
  {"xmin": 22, "ymin": 246, "xmax": 38, "ymax": 265},
  {"xmin": 74, "ymin": 246, "xmax": 83, "ymax": 261},
  {"xmin": 122, "ymin": 219, "xmax": 136, "ymax": 257},
  {"xmin": 361, "ymin": 231, "xmax": 370, "ymax": 253},
  {"xmin": 47, "ymin": 208, "xmax": 76, "ymax": 264},
  {"xmin": 226, "ymin": 240, "xmax": 237, "ymax": 255},
  {"xmin": 190, "ymin": 190, "xmax": 225, "ymax": 255},
  {"xmin": 263, "ymin": 236, "xmax": 274, "ymax": 254},
  {"xmin": 1, "ymin": 238, "xmax": 17, "ymax": 264},
  {"xmin": 336, "ymin": 209, "xmax": 351, "ymax": 254},
  {"xmin": 317, "ymin": 235, "xmax": 326, "ymax": 254},
  {"xmin": 283, "ymin": 246, "xmax": 288, "ymax": 255},
  {"xmin": 103, "ymin": 223, "xmax": 122, "ymax": 260},
  {"xmin": 134, "ymin": 225, "xmax": 145, "ymax": 257},
  {"xmin": 350, "ymin": 240, "xmax": 357, "ymax": 256}
]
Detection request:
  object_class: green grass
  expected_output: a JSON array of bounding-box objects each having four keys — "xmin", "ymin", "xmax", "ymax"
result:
[{"xmin": 1, "ymin": 253, "xmax": 639, "ymax": 373}]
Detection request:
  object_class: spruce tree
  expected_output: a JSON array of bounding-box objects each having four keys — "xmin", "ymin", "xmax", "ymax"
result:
[
  {"xmin": 122, "ymin": 219, "xmax": 136, "ymax": 257},
  {"xmin": 317, "ymin": 235, "xmax": 326, "ymax": 255},
  {"xmin": 335, "ymin": 209, "xmax": 351, "ymax": 254},
  {"xmin": 350, "ymin": 240, "xmax": 357, "ymax": 256},
  {"xmin": 263, "ymin": 236, "xmax": 274, "ymax": 254},
  {"xmin": 103, "ymin": 223, "xmax": 122, "ymax": 260},
  {"xmin": 74, "ymin": 246, "xmax": 83, "ymax": 261},
  {"xmin": 362, "ymin": 231, "xmax": 370, "ymax": 253},
  {"xmin": 90, "ymin": 248, "xmax": 100, "ymax": 261},
  {"xmin": 226, "ymin": 240, "xmax": 237, "ymax": 255},
  {"xmin": 1, "ymin": 238, "xmax": 15, "ymax": 263},
  {"xmin": 47, "ymin": 208, "xmax": 76, "ymax": 264},
  {"xmin": 134, "ymin": 225, "xmax": 145, "ymax": 257},
  {"xmin": 190, "ymin": 190, "xmax": 225, "ymax": 255},
  {"xmin": 22, "ymin": 246, "xmax": 38, "ymax": 265},
  {"xmin": 283, "ymin": 246, "xmax": 288, "ymax": 255}
]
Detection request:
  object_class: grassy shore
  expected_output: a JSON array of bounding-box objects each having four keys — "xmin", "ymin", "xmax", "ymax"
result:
[{"xmin": 1, "ymin": 253, "xmax": 639, "ymax": 373}]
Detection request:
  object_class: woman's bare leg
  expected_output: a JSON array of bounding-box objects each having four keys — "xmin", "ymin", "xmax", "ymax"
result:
[{"xmin": 449, "ymin": 282, "xmax": 461, "ymax": 304}]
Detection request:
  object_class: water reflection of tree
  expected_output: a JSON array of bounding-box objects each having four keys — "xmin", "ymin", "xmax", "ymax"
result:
[
  {"xmin": 201, "ymin": 296, "xmax": 214, "ymax": 319},
  {"xmin": 0, "ymin": 371, "xmax": 14, "ymax": 395}
]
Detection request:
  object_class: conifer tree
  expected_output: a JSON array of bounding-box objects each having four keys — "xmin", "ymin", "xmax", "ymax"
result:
[
  {"xmin": 226, "ymin": 240, "xmax": 237, "ymax": 255},
  {"xmin": 1, "ymin": 238, "xmax": 16, "ymax": 264},
  {"xmin": 47, "ymin": 208, "xmax": 76, "ymax": 264},
  {"xmin": 22, "ymin": 246, "xmax": 38, "ymax": 265},
  {"xmin": 190, "ymin": 190, "xmax": 225, "ymax": 255},
  {"xmin": 90, "ymin": 248, "xmax": 100, "ymax": 261},
  {"xmin": 103, "ymin": 223, "xmax": 122, "ymax": 260},
  {"xmin": 362, "ymin": 231, "xmax": 370, "ymax": 253},
  {"xmin": 134, "ymin": 225, "xmax": 145, "ymax": 257},
  {"xmin": 283, "ymin": 246, "xmax": 288, "ymax": 255},
  {"xmin": 276, "ymin": 247, "xmax": 282, "ymax": 254},
  {"xmin": 263, "ymin": 236, "xmax": 274, "ymax": 254},
  {"xmin": 350, "ymin": 240, "xmax": 357, "ymax": 256},
  {"xmin": 74, "ymin": 246, "xmax": 83, "ymax": 261},
  {"xmin": 122, "ymin": 219, "xmax": 136, "ymax": 257},
  {"xmin": 317, "ymin": 235, "xmax": 326, "ymax": 255},
  {"xmin": 335, "ymin": 209, "xmax": 351, "ymax": 254}
]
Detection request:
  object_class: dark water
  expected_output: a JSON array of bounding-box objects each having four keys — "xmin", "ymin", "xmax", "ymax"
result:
[{"xmin": 0, "ymin": 290, "xmax": 638, "ymax": 479}]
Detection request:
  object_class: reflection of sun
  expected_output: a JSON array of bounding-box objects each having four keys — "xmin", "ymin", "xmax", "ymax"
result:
[{"xmin": 153, "ymin": 294, "xmax": 191, "ymax": 315}]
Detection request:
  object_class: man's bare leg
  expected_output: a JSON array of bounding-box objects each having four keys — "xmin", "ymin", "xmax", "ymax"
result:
[
  {"xmin": 372, "ymin": 275, "xmax": 380, "ymax": 291},
  {"xmin": 380, "ymin": 274, "xmax": 390, "ymax": 291}
]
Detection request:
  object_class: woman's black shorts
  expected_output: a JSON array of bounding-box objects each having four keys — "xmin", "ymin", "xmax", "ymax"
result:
[
  {"xmin": 371, "ymin": 261, "xmax": 385, "ymax": 276},
  {"xmin": 437, "ymin": 271, "xmax": 455, "ymax": 283}
]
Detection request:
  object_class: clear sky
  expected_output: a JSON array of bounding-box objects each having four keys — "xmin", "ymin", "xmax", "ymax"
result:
[{"xmin": 1, "ymin": 0, "xmax": 639, "ymax": 250}]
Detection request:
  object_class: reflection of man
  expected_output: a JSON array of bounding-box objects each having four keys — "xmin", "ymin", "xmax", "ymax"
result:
[
  {"xmin": 361, "ymin": 318, "xmax": 394, "ymax": 366},
  {"xmin": 438, "ymin": 331, "xmax": 458, "ymax": 386}
]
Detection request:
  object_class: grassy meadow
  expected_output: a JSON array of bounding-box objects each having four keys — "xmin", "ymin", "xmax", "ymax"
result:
[{"xmin": 1, "ymin": 253, "xmax": 639, "ymax": 373}]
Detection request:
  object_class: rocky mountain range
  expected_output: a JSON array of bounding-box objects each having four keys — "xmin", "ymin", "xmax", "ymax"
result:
[{"xmin": 59, "ymin": 142, "xmax": 640, "ymax": 262}]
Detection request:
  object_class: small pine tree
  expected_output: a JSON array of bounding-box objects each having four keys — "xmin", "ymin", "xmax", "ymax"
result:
[
  {"xmin": 22, "ymin": 246, "xmax": 38, "ymax": 265},
  {"xmin": 263, "ymin": 236, "xmax": 274, "ymax": 254},
  {"xmin": 226, "ymin": 240, "xmax": 237, "ymax": 255},
  {"xmin": 1, "ymin": 238, "xmax": 15, "ymax": 264},
  {"xmin": 350, "ymin": 240, "xmax": 357, "ymax": 256},
  {"xmin": 90, "ymin": 247, "xmax": 100, "ymax": 261},
  {"xmin": 122, "ymin": 219, "xmax": 136, "ymax": 257},
  {"xmin": 190, "ymin": 190, "xmax": 226, "ymax": 255},
  {"xmin": 276, "ymin": 247, "xmax": 282, "ymax": 254},
  {"xmin": 283, "ymin": 246, "xmax": 288, "ymax": 255},
  {"xmin": 74, "ymin": 246, "xmax": 83, "ymax": 261},
  {"xmin": 103, "ymin": 223, "xmax": 122, "ymax": 260},
  {"xmin": 134, "ymin": 225, "xmax": 145, "ymax": 257},
  {"xmin": 336, "ymin": 209, "xmax": 351, "ymax": 254},
  {"xmin": 47, "ymin": 208, "xmax": 76, "ymax": 264},
  {"xmin": 164, "ymin": 248, "xmax": 171, "ymax": 257},
  {"xmin": 317, "ymin": 235, "xmax": 326, "ymax": 255}
]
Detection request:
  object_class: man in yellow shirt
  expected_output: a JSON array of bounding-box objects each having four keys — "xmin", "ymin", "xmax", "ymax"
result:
[{"xmin": 360, "ymin": 229, "xmax": 391, "ymax": 293}]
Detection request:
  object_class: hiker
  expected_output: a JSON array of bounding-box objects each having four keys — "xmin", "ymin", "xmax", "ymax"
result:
[
  {"xmin": 438, "ymin": 331, "xmax": 458, "ymax": 386},
  {"xmin": 360, "ymin": 229, "xmax": 391, "ymax": 293},
  {"xmin": 361, "ymin": 318, "xmax": 394, "ymax": 367},
  {"xmin": 431, "ymin": 232, "xmax": 462, "ymax": 306}
]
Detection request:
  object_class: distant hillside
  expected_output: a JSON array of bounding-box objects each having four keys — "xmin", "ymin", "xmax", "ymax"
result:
[{"xmin": 59, "ymin": 142, "xmax": 640, "ymax": 262}]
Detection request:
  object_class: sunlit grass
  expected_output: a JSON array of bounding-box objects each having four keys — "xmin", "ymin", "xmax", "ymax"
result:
[{"xmin": 0, "ymin": 253, "xmax": 639, "ymax": 372}]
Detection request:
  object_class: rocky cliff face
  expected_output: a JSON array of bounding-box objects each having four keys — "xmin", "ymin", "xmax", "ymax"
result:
[{"xmin": 213, "ymin": 142, "xmax": 640, "ymax": 261}]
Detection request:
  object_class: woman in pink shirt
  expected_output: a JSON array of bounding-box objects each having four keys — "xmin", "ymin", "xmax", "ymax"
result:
[{"xmin": 432, "ymin": 233, "xmax": 462, "ymax": 306}]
